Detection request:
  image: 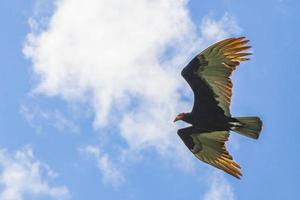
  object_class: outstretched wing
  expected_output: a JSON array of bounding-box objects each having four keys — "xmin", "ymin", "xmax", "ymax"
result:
[
  {"xmin": 178, "ymin": 127, "xmax": 242, "ymax": 179},
  {"xmin": 181, "ymin": 37, "xmax": 251, "ymax": 117}
]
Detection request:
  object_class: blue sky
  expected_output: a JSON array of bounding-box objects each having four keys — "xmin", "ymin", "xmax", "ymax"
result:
[{"xmin": 0, "ymin": 0, "xmax": 299, "ymax": 199}]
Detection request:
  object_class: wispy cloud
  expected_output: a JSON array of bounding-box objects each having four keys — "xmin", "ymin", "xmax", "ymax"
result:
[
  {"xmin": 203, "ymin": 171, "xmax": 235, "ymax": 200},
  {"xmin": 199, "ymin": 13, "xmax": 241, "ymax": 43},
  {"xmin": 24, "ymin": 0, "xmax": 241, "ymax": 189},
  {"xmin": 0, "ymin": 146, "xmax": 70, "ymax": 200},
  {"xmin": 20, "ymin": 104, "xmax": 80, "ymax": 134},
  {"xmin": 79, "ymin": 145, "xmax": 124, "ymax": 188}
]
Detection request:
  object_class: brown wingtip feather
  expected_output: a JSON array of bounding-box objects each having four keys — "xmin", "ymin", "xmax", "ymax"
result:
[
  {"xmin": 223, "ymin": 38, "xmax": 249, "ymax": 49},
  {"xmin": 215, "ymin": 158, "xmax": 242, "ymax": 179},
  {"xmin": 236, "ymin": 36, "xmax": 246, "ymax": 40},
  {"xmin": 218, "ymin": 37, "xmax": 252, "ymax": 69},
  {"xmin": 212, "ymin": 144, "xmax": 243, "ymax": 179}
]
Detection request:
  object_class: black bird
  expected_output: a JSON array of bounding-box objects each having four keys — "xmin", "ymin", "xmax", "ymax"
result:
[{"xmin": 174, "ymin": 37, "xmax": 262, "ymax": 179}]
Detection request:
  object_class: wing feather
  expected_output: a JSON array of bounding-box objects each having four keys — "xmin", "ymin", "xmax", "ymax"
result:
[
  {"xmin": 195, "ymin": 37, "xmax": 252, "ymax": 116},
  {"xmin": 181, "ymin": 37, "xmax": 251, "ymax": 117},
  {"xmin": 189, "ymin": 131, "xmax": 242, "ymax": 179}
]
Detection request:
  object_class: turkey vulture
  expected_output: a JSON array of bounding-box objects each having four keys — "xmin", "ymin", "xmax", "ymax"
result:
[{"xmin": 174, "ymin": 37, "xmax": 262, "ymax": 179}]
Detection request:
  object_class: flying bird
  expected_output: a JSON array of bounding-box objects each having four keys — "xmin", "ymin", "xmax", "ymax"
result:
[{"xmin": 174, "ymin": 37, "xmax": 262, "ymax": 179}]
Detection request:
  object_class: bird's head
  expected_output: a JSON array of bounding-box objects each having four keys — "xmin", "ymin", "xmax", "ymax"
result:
[{"xmin": 173, "ymin": 113, "xmax": 185, "ymax": 122}]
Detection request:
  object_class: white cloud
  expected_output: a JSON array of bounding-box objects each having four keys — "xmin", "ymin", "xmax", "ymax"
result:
[
  {"xmin": 79, "ymin": 145, "xmax": 124, "ymax": 188},
  {"xmin": 203, "ymin": 171, "xmax": 235, "ymax": 200},
  {"xmin": 20, "ymin": 104, "xmax": 80, "ymax": 134},
  {"xmin": 200, "ymin": 13, "xmax": 241, "ymax": 43},
  {"xmin": 24, "ymin": 0, "xmax": 241, "ymax": 186},
  {"xmin": 0, "ymin": 146, "xmax": 70, "ymax": 200}
]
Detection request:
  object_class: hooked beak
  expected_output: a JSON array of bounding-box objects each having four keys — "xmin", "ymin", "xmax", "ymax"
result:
[{"xmin": 173, "ymin": 116, "xmax": 180, "ymax": 122}]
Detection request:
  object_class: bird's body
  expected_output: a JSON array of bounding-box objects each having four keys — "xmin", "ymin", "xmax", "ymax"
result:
[
  {"xmin": 174, "ymin": 37, "xmax": 262, "ymax": 179},
  {"xmin": 180, "ymin": 112, "xmax": 232, "ymax": 131}
]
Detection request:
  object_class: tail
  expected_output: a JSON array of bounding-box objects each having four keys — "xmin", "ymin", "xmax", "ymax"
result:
[{"xmin": 230, "ymin": 116, "xmax": 263, "ymax": 139}]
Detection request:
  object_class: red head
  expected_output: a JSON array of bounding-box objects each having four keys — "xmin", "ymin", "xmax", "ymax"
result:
[{"xmin": 173, "ymin": 113, "xmax": 185, "ymax": 122}]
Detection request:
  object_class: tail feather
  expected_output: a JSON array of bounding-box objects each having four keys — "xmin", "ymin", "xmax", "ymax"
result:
[{"xmin": 231, "ymin": 116, "xmax": 262, "ymax": 139}]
